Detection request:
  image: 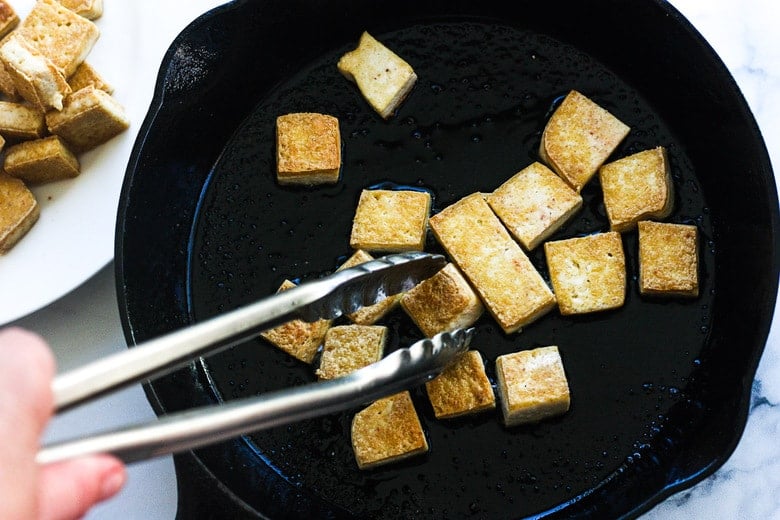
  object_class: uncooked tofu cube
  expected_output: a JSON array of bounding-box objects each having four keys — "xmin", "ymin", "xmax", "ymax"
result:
[
  {"xmin": 259, "ymin": 279, "xmax": 331, "ymax": 364},
  {"xmin": 487, "ymin": 161, "xmax": 583, "ymax": 250},
  {"xmin": 429, "ymin": 192, "xmax": 557, "ymax": 333},
  {"xmin": 337, "ymin": 31, "xmax": 417, "ymax": 119},
  {"xmin": 351, "ymin": 391, "xmax": 428, "ymax": 469},
  {"xmin": 316, "ymin": 324, "xmax": 387, "ymax": 380},
  {"xmin": 337, "ymin": 250, "xmax": 402, "ymax": 325},
  {"xmin": 0, "ymin": 173, "xmax": 39, "ymax": 254},
  {"xmin": 349, "ymin": 189, "xmax": 431, "ymax": 252},
  {"xmin": 539, "ymin": 90, "xmax": 630, "ymax": 192},
  {"xmin": 275, "ymin": 112, "xmax": 341, "ymax": 185},
  {"xmin": 544, "ymin": 231, "xmax": 626, "ymax": 315},
  {"xmin": 4, "ymin": 135, "xmax": 79, "ymax": 184},
  {"xmin": 495, "ymin": 346, "xmax": 570, "ymax": 426},
  {"xmin": 425, "ymin": 350, "xmax": 495, "ymax": 419},
  {"xmin": 400, "ymin": 263, "xmax": 483, "ymax": 337},
  {"xmin": 638, "ymin": 220, "xmax": 699, "ymax": 297},
  {"xmin": 599, "ymin": 146, "xmax": 674, "ymax": 232}
]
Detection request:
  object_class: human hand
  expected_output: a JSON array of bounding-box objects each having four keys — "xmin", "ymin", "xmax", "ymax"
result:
[{"xmin": 0, "ymin": 327, "xmax": 127, "ymax": 520}]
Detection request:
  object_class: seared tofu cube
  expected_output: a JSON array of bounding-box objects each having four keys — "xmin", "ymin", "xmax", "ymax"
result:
[
  {"xmin": 337, "ymin": 250, "xmax": 403, "ymax": 325},
  {"xmin": 316, "ymin": 324, "xmax": 387, "ymax": 380},
  {"xmin": 544, "ymin": 231, "xmax": 626, "ymax": 315},
  {"xmin": 429, "ymin": 192, "xmax": 556, "ymax": 333},
  {"xmin": 599, "ymin": 146, "xmax": 673, "ymax": 232},
  {"xmin": 4, "ymin": 135, "xmax": 79, "ymax": 184},
  {"xmin": 400, "ymin": 263, "xmax": 483, "ymax": 337},
  {"xmin": 259, "ymin": 279, "xmax": 331, "ymax": 364},
  {"xmin": 0, "ymin": 100, "xmax": 45, "ymax": 140},
  {"xmin": 496, "ymin": 346, "xmax": 570, "ymax": 426},
  {"xmin": 487, "ymin": 161, "xmax": 583, "ymax": 250},
  {"xmin": 337, "ymin": 31, "xmax": 417, "ymax": 119},
  {"xmin": 425, "ymin": 350, "xmax": 495, "ymax": 419},
  {"xmin": 539, "ymin": 90, "xmax": 630, "ymax": 192},
  {"xmin": 349, "ymin": 189, "xmax": 431, "ymax": 252},
  {"xmin": 351, "ymin": 391, "xmax": 428, "ymax": 469},
  {"xmin": 275, "ymin": 112, "xmax": 341, "ymax": 185},
  {"xmin": 638, "ymin": 220, "xmax": 699, "ymax": 297},
  {"xmin": 0, "ymin": 1, "xmax": 18, "ymax": 40},
  {"xmin": 0, "ymin": 173, "xmax": 39, "ymax": 254},
  {"xmin": 46, "ymin": 86, "xmax": 130, "ymax": 152}
]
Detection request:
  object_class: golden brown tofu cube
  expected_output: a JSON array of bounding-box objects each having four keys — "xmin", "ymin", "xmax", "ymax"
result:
[
  {"xmin": 544, "ymin": 231, "xmax": 626, "ymax": 315},
  {"xmin": 18, "ymin": 0, "xmax": 99, "ymax": 77},
  {"xmin": 46, "ymin": 86, "xmax": 130, "ymax": 152},
  {"xmin": 0, "ymin": 61, "xmax": 18, "ymax": 99},
  {"xmin": 0, "ymin": 173, "xmax": 39, "ymax": 254},
  {"xmin": 259, "ymin": 279, "xmax": 331, "ymax": 364},
  {"xmin": 638, "ymin": 221, "xmax": 699, "ymax": 297},
  {"xmin": 429, "ymin": 193, "xmax": 557, "ymax": 333},
  {"xmin": 68, "ymin": 62, "xmax": 113, "ymax": 93},
  {"xmin": 4, "ymin": 135, "xmax": 79, "ymax": 184},
  {"xmin": 0, "ymin": 101, "xmax": 46, "ymax": 140},
  {"xmin": 496, "ymin": 346, "xmax": 570, "ymax": 426},
  {"xmin": 486, "ymin": 161, "xmax": 583, "ymax": 250},
  {"xmin": 337, "ymin": 31, "xmax": 417, "ymax": 119},
  {"xmin": 57, "ymin": 0, "xmax": 103, "ymax": 20},
  {"xmin": 349, "ymin": 189, "xmax": 431, "ymax": 252},
  {"xmin": 337, "ymin": 250, "xmax": 402, "ymax": 325},
  {"xmin": 599, "ymin": 146, "xmax": 674, "ymax": 232},
  {"xmin": 425, "ymin": 350, "xmax": 495, "ymax": 419},
  {"xmin": 316, "ymin": 324, "xmax": 387, "ymax": 380},
  {"xmin": 0, "ymin": 1, "xmax": 19, "ymax": 39},
  {"xmin": 275, "ymin": 112, "xmax": 341, "ymax": 185},
  {"xmin": 0, "ymin": 33, "xmax": 71, "ymax": 110},
  {"xmin": 351, "ymin": 391, "xmax": 428, "ymax": 469},
  {"xmin": 400, "ymin": 263, "xmax": 483, "ymax": 337},
  {"xmin": 539, "ymin": 90, "xmax": 630, "ymax": 192}
]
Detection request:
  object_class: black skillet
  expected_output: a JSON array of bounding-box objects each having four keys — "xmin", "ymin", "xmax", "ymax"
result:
[{"xmin": 115, "ymin": 0, "xmax": 779, "ymax": 518}]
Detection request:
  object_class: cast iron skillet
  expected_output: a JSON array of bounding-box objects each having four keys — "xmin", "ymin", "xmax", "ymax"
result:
[{"xmin": 115, "ymin": 0, "xmax": 779, "ymax": 518}]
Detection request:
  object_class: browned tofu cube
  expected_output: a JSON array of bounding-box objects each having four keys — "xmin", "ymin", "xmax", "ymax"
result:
[
  {"xmin": 486, "ymin": 161, "xmax": 583, "ymax": 250},
  {"xmin": 46, "ymin": 86, "xmax": 130, "ymax": 152},
  {"xmin": 349, "ymin": 189, "xmax": 431, "ymax": 252},
  {"xmin": 544, "ymin": 231, "xmax": 626, "ymax": 315},
  {"xmin": 496, "ymin": 346, "xmax": 570, "ymax": 426},
  {"xmin": 429, "ymin": 193, "xmax": 556, "ymax": 333},
  {"xmin": 0, "ymin": 33, "xmax": 71, "ymax": 111},
  {"xmin": 425, "ymin": 350, "xmax": 495, "ymax": 419},
  {"xmin": 351, "ymin": 391, "xmax": 428, "ymax": 469},
  {"xmin": 0, "ymin": 173, "xmax": 39, "ymax": 254},
  {"xmin": 4, "ymin": 135, "xmax": 79, "ymax": 184},
  {"xmin": 638, "ymin": 221, "xmax": 699, "ymax": 297},
  {"xmin": 599, "ymin": 147, "xmax": 673, "ymax": 232},
  {"xmin": 58, "ymin": 0, "xmax": 103, "ymax": 20},
  {"xmin": 539, "ymin": 90, "xmax": 630, "ymax": 192},
  {"xmin": 337, "ymin": 31, "xmax": 417, "ymax": 119},
  {"xmin": 259, "ymin": 279, "xmax": 331, "ymax": 364},
  {"xmin": 400, "ymin": 262, "xmax": 483, "ymax": 337},
  {"xmin": 0, "ymin": 101, "xmax": 46, "ymax": 140},
  {"xmin": 67, "ymin": 62, "xmax": 113, "ymax": 94},
  {"xmin": 0, "ymin": 1, "xmax": 19, "ymax": 39},
  {"xmin": 337, "ymin": 250, "xmax": 402, "ymax": 325},
  {"xmin": 275, "ymin": 112, "xmax": 341, "ymax": 185},
  {"xmin": 315, "ymin": 324, "xmax": 387, "ymax": 380},
  {"xmin": 18, "ymin": 0, "xmax": 99, "ymax": 77}
]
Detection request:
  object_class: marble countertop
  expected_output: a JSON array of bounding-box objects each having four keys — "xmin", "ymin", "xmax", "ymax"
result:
[{"xmin": 9, "ymin": 0, "xmax": 779, "ymax": 518}]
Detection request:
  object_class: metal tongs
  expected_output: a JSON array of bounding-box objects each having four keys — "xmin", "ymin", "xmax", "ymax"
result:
[{"xmin": 38, "ymin": 252, "xmax": 474, "ymax": 465}]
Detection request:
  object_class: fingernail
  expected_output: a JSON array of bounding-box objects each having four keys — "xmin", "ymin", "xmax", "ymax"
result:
[{"xmin": 100, "ymin": 467, "xmax": 127, "ymax": 500}]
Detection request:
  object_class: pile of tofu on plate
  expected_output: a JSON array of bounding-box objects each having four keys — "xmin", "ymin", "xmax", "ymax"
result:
[
  {"xmin": 271, "ymin": 31, "xmax": 700, "ymax": 470},
  {"xmin": 0, "ymin": 0, "xmax": 128, "ymax": 254}
]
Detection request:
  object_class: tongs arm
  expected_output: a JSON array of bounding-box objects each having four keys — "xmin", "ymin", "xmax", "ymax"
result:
[{"xmin": 53, "ymin": 252, "xmax": 446, "ymax": 413}]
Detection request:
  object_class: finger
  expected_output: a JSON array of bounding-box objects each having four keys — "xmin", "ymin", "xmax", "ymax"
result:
[
  {"xmin": 37, "ymin": 455, "xmax": 127, "ymax": 520},
  {"xmin": 0, "ymin": 327, "xmax": 56, "ymax": 519}
]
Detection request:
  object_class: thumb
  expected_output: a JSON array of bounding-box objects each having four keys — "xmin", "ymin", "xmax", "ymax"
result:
[{"xmin": 0, "ymin": 327, "xmax": 56, "ymax": 519}]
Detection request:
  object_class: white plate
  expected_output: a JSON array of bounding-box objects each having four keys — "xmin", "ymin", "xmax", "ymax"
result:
[{"xmin": 1, "ymin": 0, "xmax": 226, "ymax": 325}]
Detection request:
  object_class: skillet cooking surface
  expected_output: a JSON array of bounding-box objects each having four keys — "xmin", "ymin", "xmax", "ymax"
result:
[{"xmin": 116, "ymin": 0, "xmax": 779, "ymax": 518}]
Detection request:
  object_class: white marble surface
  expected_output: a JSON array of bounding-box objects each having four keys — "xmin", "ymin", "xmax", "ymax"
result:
[{"xmin": 8, "ymin": 0, "xmax": 779, "ymax": 518}]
